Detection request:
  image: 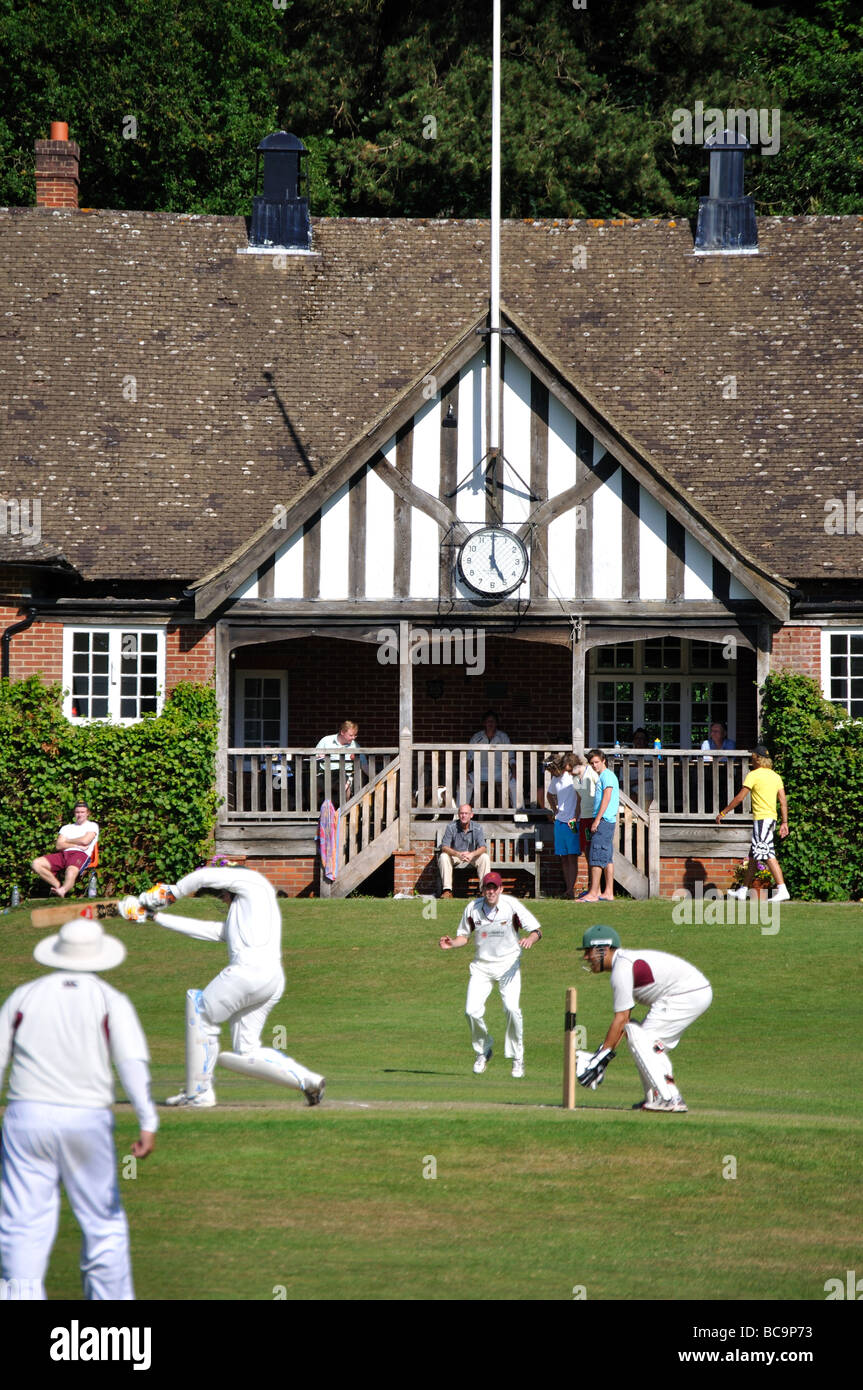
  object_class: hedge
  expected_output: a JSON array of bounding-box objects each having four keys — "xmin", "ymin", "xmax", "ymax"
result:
[
  {"xmin": 0, "ymin": 676, "xmax": 219, "ymax": 901},
  {"xmin": 760, "ymin": 670, "xmax": 863, "ymax": 900}
]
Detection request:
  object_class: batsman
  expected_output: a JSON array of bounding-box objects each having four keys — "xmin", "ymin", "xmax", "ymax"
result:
[
  {"xmin": 577, "ymin": 925, "xmax": 712, "ymax": 1113},
  {"xmin": 119, "ymin": 866, "xmax": 325, "ymax": 1108}
]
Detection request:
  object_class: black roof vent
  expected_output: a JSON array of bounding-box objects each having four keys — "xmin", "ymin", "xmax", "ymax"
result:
[
  {"xmin": 694, "ymin": 132, "xmax": 758, "ymax": 254},
  {"xmin": 250, "ymin": 131, "xmax": 311, "ymax": 251}
]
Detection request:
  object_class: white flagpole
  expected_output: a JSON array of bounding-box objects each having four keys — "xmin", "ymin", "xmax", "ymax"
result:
[{"xmin": 489, "ymin": 0, "xmax": 501, "ymax": 456}]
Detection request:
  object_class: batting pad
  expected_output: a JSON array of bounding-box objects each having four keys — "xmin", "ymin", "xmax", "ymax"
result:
[
  {"xmin": 218, "ymin": 1048, "xmax": 323, "ymax": 1093},
  {"xmin": 624, "ymin": 1022, "xmax": 678, "ymax": 1102},
  {"xmin": 185, "ymin": 988, "xmax": 220, "ymax": 1098}
]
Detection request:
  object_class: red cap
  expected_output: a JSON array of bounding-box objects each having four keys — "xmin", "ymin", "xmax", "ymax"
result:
[{"xmin": 482, "ymin": 872, "xmax": 503, "ymax": 889}]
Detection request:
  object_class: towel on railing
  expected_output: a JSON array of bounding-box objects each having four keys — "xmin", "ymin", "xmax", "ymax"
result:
[{"xmin": 318, "ymin": 799, "xmax": 341, "ymax": 882}]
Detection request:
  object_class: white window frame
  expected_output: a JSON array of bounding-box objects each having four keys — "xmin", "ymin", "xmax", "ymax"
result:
[
  {"xmin": 821, "ymin": 628, "xmax": 863, "ymax": 717},
  {"xmin": 588, "ymin": 639, "xmax": 736, "ymax": 747},
  {"xmin": 233, "ymin": 669, "xmax": 288, "ymax": 749},
  {"xmin": 62, "ymin": 627, "xmax": 166, "ymax": 725}
]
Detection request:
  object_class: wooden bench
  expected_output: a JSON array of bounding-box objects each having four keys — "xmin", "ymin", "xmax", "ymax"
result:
[{"xmin": 435, "ymin": 825, "xmax": 548, "ymax": 898}]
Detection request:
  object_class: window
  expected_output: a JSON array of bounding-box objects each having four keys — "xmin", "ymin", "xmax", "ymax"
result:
[
  {"xmin": 63, "ymin": 628, "xmax": 166, "ymax": 723},
  {"xmin": 233, "ymin": 670, "xmax": 287, "ymax": 748},
  {"xmin": 822, "ymin": 630, "xmax": 863, "ymax": 718},
  {"xmin": 588, "ymin": 640, "xmax": 736, "ymax": 746}
]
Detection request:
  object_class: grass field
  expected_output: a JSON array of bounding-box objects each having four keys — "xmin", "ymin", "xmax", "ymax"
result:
[{"xmin": 1, "ymin": 895, "xmax": 861, "ymax": 1302}]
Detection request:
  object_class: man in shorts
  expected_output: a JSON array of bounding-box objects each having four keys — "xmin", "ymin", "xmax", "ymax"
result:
[
  {"xmin": 31, "ymin": 802, "xmax": 99, "ymax": 898},
  {"xmin": 577, "ymin": 750, "xmax": 618, "ymax": 902},
  {"xmin": 718, "ymin": 744, "xmax": 790, "ymax": 903}
]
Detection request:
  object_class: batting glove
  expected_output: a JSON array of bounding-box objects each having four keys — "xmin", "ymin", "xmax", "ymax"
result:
[
  {"xmin": 139, "ymin": 883, "xmax": 175, "ymax": 910},
  {"xmin": 577, "ymin": 1046, "xmax": 616, "ymax": 1090},
  {"xmin": 118, "ymin": 896, "xmax": 151, "ymax": 923}
]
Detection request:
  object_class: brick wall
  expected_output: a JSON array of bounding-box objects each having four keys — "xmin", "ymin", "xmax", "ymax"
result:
[
  {"xmin": 0, "ymin": 605, "xmax": 63, "ymax": 681},
  {"xmin": 659, "ymin": 856, "xmax": 742, "ymax": 896},
  {"xmin": 771, "ymin": 625, "xmax": 822, "ymax": 681},
  {"xmin": 166, "ymin": 622, "xmax": 215, "ymax": 689}
]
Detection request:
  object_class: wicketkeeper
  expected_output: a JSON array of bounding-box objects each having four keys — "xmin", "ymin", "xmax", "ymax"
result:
[
  {"xmin": 577, "ymin": 925, "xmax": 712, "ymax": 1113},
  {"xmin": 119, "ymin": 866, "xmax": 325, "ymax": 1108}
]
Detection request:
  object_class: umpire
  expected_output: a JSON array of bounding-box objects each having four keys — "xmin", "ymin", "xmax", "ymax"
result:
[{"xmin": 0, "ymin": 918, "xmax": 157, "ymax": 1299}]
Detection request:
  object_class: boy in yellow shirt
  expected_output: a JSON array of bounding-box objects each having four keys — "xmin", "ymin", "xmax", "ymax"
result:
[{"xmin": 717, "ymin": 744, "xmax": 790, "ymax": 903}]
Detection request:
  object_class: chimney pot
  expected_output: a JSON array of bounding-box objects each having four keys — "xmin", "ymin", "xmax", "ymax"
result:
[{"xmin": 49, "ymin": 121, "xmax": 69, "ymax": 141}]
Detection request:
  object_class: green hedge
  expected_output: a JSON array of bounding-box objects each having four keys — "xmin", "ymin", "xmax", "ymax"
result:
[
  {"xmin": 760, "ymin": 670, "xmax": 863, "ymax": 901},
  {"xmin": 0, "ymin": 676, "xmax": 219, "ymax": 901}
]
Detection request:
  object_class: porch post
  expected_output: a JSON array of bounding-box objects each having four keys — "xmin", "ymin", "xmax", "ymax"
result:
[
  {"xmin": 755, "ymin": 622, "xmax": 772, "ymax": 733},
  {"xmin": 398, "ymin": 620, "xmax": 413, "ymax": 850},
  {"xmin": 571, "ymin": 624, "xmax": 586, "ymax": 751},
  {"xmin": 215, "ymin": 622, "xmax": 231, "ymax": 823}
]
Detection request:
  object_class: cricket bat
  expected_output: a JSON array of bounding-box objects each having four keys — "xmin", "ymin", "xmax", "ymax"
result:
[{"xmin": 30, "ymin": 899, "xmax": 121, "ymax": 929}]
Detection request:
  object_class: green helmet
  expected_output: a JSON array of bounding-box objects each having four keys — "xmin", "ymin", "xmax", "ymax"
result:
[{"xmin": 581, "ymin": 925, "xmax": 621, "ymax": 951}]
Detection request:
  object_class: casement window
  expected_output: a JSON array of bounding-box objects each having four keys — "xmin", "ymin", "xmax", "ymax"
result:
[
  {"xmin": 63, "ymin": 628, "xmax": 166, "ymax": 723},
  {"xmin": 821, "ymin": 630, "xmax": 863, "ymax": 718},
  {"xmin": 589, "ymin": 638, "xmax": 735, "ymax": 747}
]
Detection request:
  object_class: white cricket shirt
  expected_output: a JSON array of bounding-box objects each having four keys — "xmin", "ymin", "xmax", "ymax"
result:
[
  {"xmin": 610, "ymin": 948, "xmax": 710, "ymax": 1012},
  {"xmin": 457, "ymin": 894, "xmax": 541, "ymax": 964},
  {"xmin": 0, "ymin": 972, "xmax": 151, "ymax": 1112},
  {"xmin": 158, "ymin": 866, "xmax": 282, "ymax": 971}
]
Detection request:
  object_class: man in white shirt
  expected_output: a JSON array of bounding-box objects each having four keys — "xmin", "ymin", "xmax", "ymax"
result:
[
  {"xmin": 465, "ymin": 711, "xmax": 520, "ymax": 810},
  {"xmin": 120, "ymin": 866, "xmax": 325, "ymax": 1108},
  {"xmin": 578, "ymin": 925, "xmax": 712, "ymax": 1113},
  {"xmin": 0, "ymin": 918, "xmax": 157, "ymax": 1300},
  {"xmin": 316, "ymin": 719, "xmax": 368, "ymax": 803},
  {"xmin": 439, "ymin": 872, "xmax": 542, "ymax": 1078},
  {"xmin": 31, "ymin": 800, "xmax": 99, "ymax": 898}
]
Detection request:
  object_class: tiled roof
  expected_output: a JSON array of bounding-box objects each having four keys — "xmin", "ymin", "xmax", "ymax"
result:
[{"xmin": 1, "ymin": 206, "xmax": 861, "ymax": 584}]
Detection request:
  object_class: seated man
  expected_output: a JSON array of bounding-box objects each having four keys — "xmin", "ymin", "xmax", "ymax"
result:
[
  {"xmin": 32, "ymin": 801, "xmax": 99, "ymax": 898},
  {"xmin": 439, "ymin": 804, "xmax": 491, "ymax": 899},
  {"xmin": 465, "ymin": 710, "xmax": 520, "ymax": 810},
  {"xmin": 315, "ymin": 719, "xmax": 368, "ymax": 806}
]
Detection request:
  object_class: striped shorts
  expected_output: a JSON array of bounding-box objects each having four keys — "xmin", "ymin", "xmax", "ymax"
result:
[{"xmin": 750, "ymin": 819, "xmax": 776, "ymax": 860}]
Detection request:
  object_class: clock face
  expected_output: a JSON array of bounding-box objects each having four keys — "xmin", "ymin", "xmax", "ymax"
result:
[{"xmin": 458, "ymin": 527, "xmax": 529, "ymax": 597}]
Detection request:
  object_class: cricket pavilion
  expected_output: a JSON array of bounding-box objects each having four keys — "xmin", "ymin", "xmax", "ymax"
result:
[{"xmin": 2, "ymin": 127, "xmax": 862, "ymax": 899}]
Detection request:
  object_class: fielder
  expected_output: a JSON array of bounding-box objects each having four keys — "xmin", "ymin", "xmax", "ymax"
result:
[
  {"xmin": 0, "ymin": 918, "xmax": 157, "ymax": 1300},
  {"xmin": 439, "ymin": 871, "xmax": 541, "ymax": 1078},
  {"xmin": 578, "ymin": 925, "xmax": 712, "ymax": 1113},
  {"xmin": 119, "ymin": 866, "xmax": 325, "ymax": 1108}
]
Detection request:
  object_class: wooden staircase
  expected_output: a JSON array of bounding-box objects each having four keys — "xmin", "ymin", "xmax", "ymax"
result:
[
  {"xmin": 613, "ymin": 792, "xmax": 659, "ymax": 899},
  {"xmin": 320, "ymin": 756, "xmax": 401, "ymax": 898}
]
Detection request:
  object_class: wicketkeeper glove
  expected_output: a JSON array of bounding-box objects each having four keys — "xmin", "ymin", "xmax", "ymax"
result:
[
  {"xmin": 577, "ymin": 1046, "xmax": 616, "ymax": 1090},
  {"xmin": 118, "ymin": 896, "xmax": 152, "ymax": 923},
  {"xmin": 139, "ymin": 883, "xmax": 176, "ymax": 910}
]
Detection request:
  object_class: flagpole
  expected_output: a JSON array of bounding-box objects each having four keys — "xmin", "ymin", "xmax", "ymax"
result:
[{"xmin": 489, "ymin": 0, "xmax": 501, "ymax": 457}]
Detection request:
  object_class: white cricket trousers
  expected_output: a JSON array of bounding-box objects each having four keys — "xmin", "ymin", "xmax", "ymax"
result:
[
  {"xmin": 465, "ymin": 956, "xmax": 524, "ymax": 1062},
  {"xmin": 639, "ymin": 986, "xmax": 713, "ymax": 1049},
  {"xmin": 0, "ymin": 1101, "xmax": 133, "ymax": 1300}
]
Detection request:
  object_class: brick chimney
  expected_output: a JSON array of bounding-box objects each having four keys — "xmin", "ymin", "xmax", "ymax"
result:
[{"xmin": 34, "ymin": 122, "xmax": 80, "ymax": 209}]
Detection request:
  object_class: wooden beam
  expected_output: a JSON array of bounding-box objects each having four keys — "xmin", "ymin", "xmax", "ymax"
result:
[{"xmin": 398, "ymin": 619, "xmax": 413, "ymax": 851}]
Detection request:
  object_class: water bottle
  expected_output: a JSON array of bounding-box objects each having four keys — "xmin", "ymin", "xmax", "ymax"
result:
[
  {"xmin": 87, "ymin": 870, "xmax": 99, "ymax": 898},
  {"xmin": 10, "ymin": 884, "xmax": 20, "ymax": 909},
  {"xmin": 654, "ymin": 737, "xmax": 662, "ymax": 762}
]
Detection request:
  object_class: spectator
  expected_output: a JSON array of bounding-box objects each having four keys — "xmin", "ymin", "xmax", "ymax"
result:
[
  {"xmin": 544, "ymin": 753, "xmax": 580, "ymax": 899},
  {"xmin": 31, "ymin": 802, "xmax": 99, "ymax": 899},
  {"xmin": 438, "ymin": 803, "xmax": 491, "ymax": 899},
  {"xmin": 466, "ymin": 711, "xmax": 520, "ymax": 811},
  {"xmin": 718, "ymin": 744, "xmax": 790, "ymax": 903},
  {"xmin": 701, "ymin": 720, "xmax": 735, "ymax": 759},
  {"xmin": 571, "ymin": 752, "xmax": 599, "ymax": 875},
  {"xmin": 578, "ymin": 749, "xmax": 619, "ymax": 902},
  {"xmin": 316, "ymin": 719, "xmax": 368, "ymax": 805}
]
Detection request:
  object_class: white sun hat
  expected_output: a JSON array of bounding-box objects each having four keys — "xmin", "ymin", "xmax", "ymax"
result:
[{"xmin": 33, "ymin": 918, "xmax": 126, "ymax": 972}]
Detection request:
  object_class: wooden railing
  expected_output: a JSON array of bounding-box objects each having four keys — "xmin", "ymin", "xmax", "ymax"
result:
[
  {"xmin": 608, "ymin": 751, "xmax": 751, "ymax": 819},
  {"xmin": 616, "ymin": 789, "xmax": 661, "ymax": 898},
  {"xmin": 337, "ymin": 756, "xmax": 400, "ymax": 873},
  {"xmin": 412, "ymin": 744, "xmax": 547, "ymax": 815},
  {"xmin": 226, "ymin": 747, "xmax": 398, "ymax": 820}
]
